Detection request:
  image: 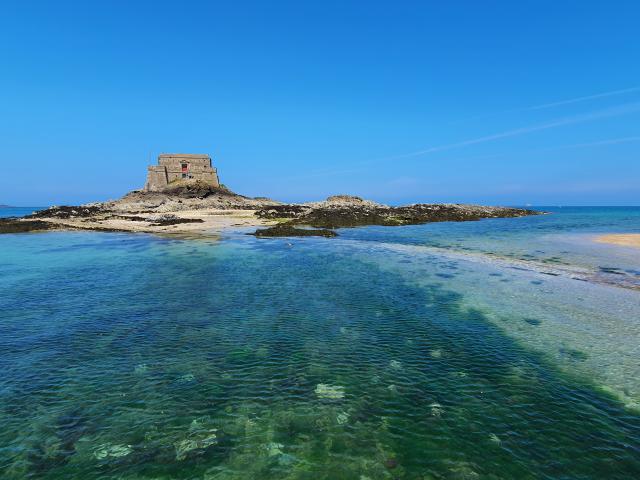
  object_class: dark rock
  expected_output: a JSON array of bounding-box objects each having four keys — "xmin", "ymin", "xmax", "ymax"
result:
[
  {"xmin": 256, "ymin": 201, "xmax": 541, "ymax": 229},
  {"xmin": 146, "ymin": 214, "xmax": 205, "ymax": 226},
  {"xmin": 159, "ymin": 182, "xmax": 234, "ymax": 199},
  {"xmin": 252, "ymin": 225, "xmax": 338, "ymax": 238},
  {"xmin": 0, "ymin": 218, "xmax": 57, "ymax": 233},
  {"xmin": 30, "ymin": 205, "xmax": 108, "ymax": 219},
  {"xmin": 384, "ymin": 458, "xmax": 399, "ymax": 469},
  {"xmin": 255, "ymin": 204, "xmax": 312, "ymax": 219}
]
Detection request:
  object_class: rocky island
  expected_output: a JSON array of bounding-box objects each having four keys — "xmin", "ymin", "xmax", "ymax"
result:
[
  {"xmin": 0, "ymin": 189, "xmax": 539, "ymax": 237},
  {"xmin": 0, "ymin": 153, "xmax": 540, "ymax": 236}
]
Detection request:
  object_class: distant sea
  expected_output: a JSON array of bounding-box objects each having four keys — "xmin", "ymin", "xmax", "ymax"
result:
[
  {"xmin": 0, "ymin": 206, "xmax": 44, "ymax": 218},
  {"xmin": 1, "ymin": 206, "xmax": 639, "ymax": 479}
]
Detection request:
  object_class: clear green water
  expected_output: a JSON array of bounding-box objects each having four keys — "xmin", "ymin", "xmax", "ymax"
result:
[{"xmin": 1, "ymin": 208, "xmax": 639, "ymax": 479}]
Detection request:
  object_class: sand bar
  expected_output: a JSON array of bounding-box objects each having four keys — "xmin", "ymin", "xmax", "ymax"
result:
[{"xmin": 594, "ymin": 234, "xmax": 640, "ymax": 248}]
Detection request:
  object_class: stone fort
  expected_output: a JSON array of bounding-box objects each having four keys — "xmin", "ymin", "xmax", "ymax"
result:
[{"xmin": 144, "ymin": 153, "xmax": 220, "ymax": 191}]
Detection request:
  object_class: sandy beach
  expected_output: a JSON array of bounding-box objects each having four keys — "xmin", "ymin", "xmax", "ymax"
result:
[
  {"xmin": 594, "ymin": 234, "xmax": 640, "ymax": 248},
  {"xmin": 40, "ymin": 209, "xmax": 272, "ymax": 235}
]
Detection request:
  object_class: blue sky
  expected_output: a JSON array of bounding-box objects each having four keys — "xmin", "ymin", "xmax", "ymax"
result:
[{"xmin": 1, "ymin": 1, "xmax": 639, "ymax": 206}]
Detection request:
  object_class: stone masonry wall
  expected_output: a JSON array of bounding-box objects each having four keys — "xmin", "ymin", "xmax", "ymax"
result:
[{"xmin": 144, "ymin": 154, "xmax": 220, "ymax": 191}]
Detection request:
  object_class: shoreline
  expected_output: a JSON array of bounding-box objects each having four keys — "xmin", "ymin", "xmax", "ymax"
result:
[
  {"xmin": 0, "ymin": 189, "xmax": 541, "ymax": 237},
  {"xmin": 594, "ymin": 233, "xmax": 640, "ymax": 249},
  {"xmin": 37, "ymin": 209, "xmax": 273, "ymax": 235}
]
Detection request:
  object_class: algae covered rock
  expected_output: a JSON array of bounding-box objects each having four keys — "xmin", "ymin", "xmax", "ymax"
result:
[
  {"xmin": 0, "ymin": 218, "xmax": 57, "ymax": 233},
  {"xmin": 93, "ymin": 443, "xmax": 133, "ymax": 460},
  {"xmin": 175, "ymin": 418, "xmax": 219, "ymax": 461},
  {"xmin": 252, "ymin": 224, "xmax": 337, "ymax": 238},
  {"xmin": 315, "ymin": 383, "xmax": 345, "ymax": 399}
]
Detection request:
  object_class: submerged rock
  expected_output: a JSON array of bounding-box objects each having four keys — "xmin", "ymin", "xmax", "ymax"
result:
[
  {"xmin": 264, "ymin": 442, "xmax": 284, "ymax": 457},
  {"xmin": 315, "ymin": 383, "xmax": 345, "ymax": 399},
  {"xmin": 336, "ymin": 411, "xmax": 350, "ymax": 425},
  {"xmin": 175, "ymin": 419, "xmax": 218, "ymax": 461},
  {"xmin": 430, "ymin": 349, "xmax": 443, "ymax": 359},
  {"xmin": 93, "ymin": 443, "xmax": 133, "ymax": 460},
  {"xmin": 177, "ymin": 373, "xmax": 197, "ymax": 383},
  {"xmin": 449, "ymin": 461, "xmax": 481, "ymax": 479},
  {"xmin": 133, "ymin": 363, "xmax": 148, "ymax": 374},
  {"xmin": 429, "ymin": 402, "xmax": 444, "ymax": 417}
]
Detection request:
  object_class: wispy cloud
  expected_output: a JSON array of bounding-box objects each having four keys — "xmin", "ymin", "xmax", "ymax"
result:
[
  {"xmin": 554, "ymin": 136, "xmax": 640, "ymax": 149},
  {"xmin": 449, "ymin": 85, "xmax": 640, "ymax": 126},
  {"xmin": 528, "ymin": 86, "xmax": 640, "ymax": 110},
  {"xmin": 381, "ymin": 101, "xmax": 640, "ymax": 162},
  {"xmin": 281, "ymin": 103, "xmax": 640, "ymax": 182}
]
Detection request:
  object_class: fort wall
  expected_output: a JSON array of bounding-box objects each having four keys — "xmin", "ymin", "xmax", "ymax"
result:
[{"xmin": 144, "ymin": 153, "xmax": 220, "ymax": 191}]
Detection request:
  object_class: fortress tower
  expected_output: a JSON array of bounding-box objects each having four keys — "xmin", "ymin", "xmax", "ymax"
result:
[{"xmin": 144, "ymin": 154, "xmax": 220, "ymax": 191}]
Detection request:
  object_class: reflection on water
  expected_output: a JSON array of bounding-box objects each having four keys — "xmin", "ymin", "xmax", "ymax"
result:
[{"xmin": 0, "ymin": 207, "xmax": 639, "ymax": 479}]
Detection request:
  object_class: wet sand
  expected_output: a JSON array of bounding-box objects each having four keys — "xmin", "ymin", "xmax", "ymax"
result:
[{"xmin": 595, "ymin": 234, "xmax": 640, "ymax": 249}]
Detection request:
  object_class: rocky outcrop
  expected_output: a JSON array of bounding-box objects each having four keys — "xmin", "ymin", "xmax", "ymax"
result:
[
  {"xmin": 0, "ymin": 190, "xmax": 541, "ymax": 236},
  {"xmin": 0, "ymin": 183, "xmax": 281, "ymax": 234},
  {"xmin": 256, "ymin": 195, "xmax": 540, "ymax": 229},
  {"xmin": 30, "ymin": 205, "xmax": 108, "ymax": 219},
  {"xmin": 105, "ymin": 182, "xmax": 281, "ymax": 214},
  {"xmin": 0, "ymin": 218, "xmax": 58, "ymax": 234},
  {"xmin": 252, "ymin": 224, "xmax": 338, "ymax": 238}
]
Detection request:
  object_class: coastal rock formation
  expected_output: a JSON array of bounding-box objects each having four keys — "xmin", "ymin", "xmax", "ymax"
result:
[
  {"xmin": 253, "ymin": 224, "xmax": 338, "ymax": 238},
  {"xmin": 1, "ymin": 152, "xmax": 540, "ymax": 236},
  {"xmin": 0, "ymin": 182, "xmax": 281, "ymax": 234},
  {"xmin": 256, "ymin": 195, "xmax": 538, "ymax": 229},
  {"xmin": 1, "ymin": 191, "xmax": 540, "ymax": 236},
  {"xmin": 111, "ymin": 181, "xmax": 281, "ymax": 213},
  {"xmin": 0, "ymin": 218, "xmax": 58, "ymax": 233}
]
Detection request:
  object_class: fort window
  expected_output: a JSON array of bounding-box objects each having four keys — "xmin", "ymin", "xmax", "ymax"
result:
[
  {"xmin": 182, "ymin": 173, "xmax": 187, "ymax": 179},
  {"xmin": 181, "ymin": 163, "xmax": 189, "ymax": 172}
]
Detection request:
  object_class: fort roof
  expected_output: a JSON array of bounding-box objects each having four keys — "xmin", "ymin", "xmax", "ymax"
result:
[{"xmin": 158, "ymin": 153, "xmax": 211, "ymax": 159}]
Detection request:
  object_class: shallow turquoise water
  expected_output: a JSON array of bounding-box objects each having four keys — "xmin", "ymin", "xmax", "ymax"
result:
[{"xmin": 1, "ymin": 208, "xmax": 639, "ymax": 479}]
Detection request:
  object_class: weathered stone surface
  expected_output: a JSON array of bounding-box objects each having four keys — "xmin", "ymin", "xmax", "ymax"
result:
[
  {"xmin": 30, "ymin": 205, "xmax": 108, "ymax": 219},
  {"xmin": 145, "ymin": 153, "xmax": 220, "ymax": 191},
  {"xmin": 256, "ymin": 196, "xmax": 540, "ymax": 228},
  {"xmin": 119, "ymin": 182, "xmax": 281, "ymax": 211}
]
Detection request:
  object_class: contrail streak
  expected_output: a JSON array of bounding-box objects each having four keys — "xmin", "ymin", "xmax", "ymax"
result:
[
  {"xmin": 529, "ymin": 86, "xmax": 640, "ymax": 110},
  {"xmin": 382, "ymin": 102, "xmax": 640, "ymax": 162},
  {"xmin": 280, "ymin": 103, "xmax": 640, "ymax": 182}
]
